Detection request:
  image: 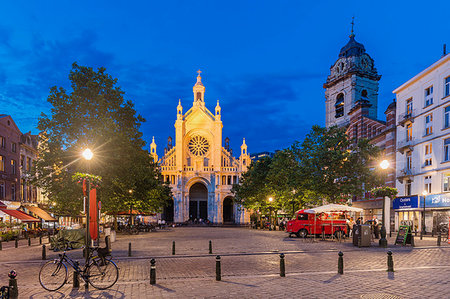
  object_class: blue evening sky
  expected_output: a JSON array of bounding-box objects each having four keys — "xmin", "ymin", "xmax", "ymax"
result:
[{"xmin": 0, "ymin": 1, "xmax": 448, "ymax": 157}]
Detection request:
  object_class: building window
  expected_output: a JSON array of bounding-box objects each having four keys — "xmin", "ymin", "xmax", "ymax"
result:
[
  {"xmin": 424, "ymin": 176, "xmax": 432, "ymax": 194},
  {"xmin": 11, "ymin": 183, "xmax": 15, "ymax": 201},
  {"xmin": 335, "ymin": 93, "xmax": 344, "ymax": 118},
  {"xmin": 424, "ymin": 86, "xmax": 433, "ymax": 107},
  {"xmin": 406, "ymin": 151, "xmax": 412, "ymax": 170},
  {"xmin": 425, "ymin": 114, "xmax": 433, "ymax": 135},
  {"xmin": 424, "ymin": 143, "xmax": 432, "ymax": 166},
  {"xmin": 406, "ymin": 98, "xmax": 413, "ymax": 116},
  {"xmin": 444, "ymin": 174, "xmax": 450, "ymax": 192},
  {"xmin": 445, "ymin": 106, "xmax": 450, "ymax": 128},
  {"xmin": 405, "ymin": 179, "xmax": 412, "ymax": 196},
  {"xmin": 0, "ymin": 156, "xmax": 4, "ymax": 172},
  {"xmin": 0, "ymin": 136, "xmax": 4, "ymax": 149},
  {"xmin": 0, "ymin": 181, "xmax": 4, "ymax": 199},
  {"xmin": 11, "ymin": 143, "xmax": 16, "ymax": 153},
  {"xmin": 445, "ymin": 76, "xmax": 450, "ymax": 97},
  {"xmin": 353, "ymin": 124, "xmax": 358, "ymax": 143},
  {"xmin": 361, "ymin": 90, "xmax": 368, "ymax": 99},
  {"xmin": 11, "ymin": 160, "xmax": 16, "ymax": 175},
  {"xmin": 445, "ymin": 138, "xmax": 450, "ymax": 162},
  {"xmin": 406, "ymin": 123, "xmax": 413, "ymax": 141},
  {"xmin": 27, "ymin": 158, "xmax": 32, "ymax": 171}
]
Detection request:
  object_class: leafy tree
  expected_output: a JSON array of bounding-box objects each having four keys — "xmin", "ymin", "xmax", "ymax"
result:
[
  {"xmin": 292, "ymin": 125, "xmax": 382, "ymax": 203},
  {"xmin": 34, "ymin": 63, "xmax": 172, "ymax": 219}
]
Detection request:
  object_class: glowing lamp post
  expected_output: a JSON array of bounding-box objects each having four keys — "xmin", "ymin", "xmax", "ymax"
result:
[
  {"xmin": 268, "ymin": 197, "xmax": 274, "ymax": 231},
  {"xmin": 421, "ymin": 190, "xmax": 427, "ymax": 240},
  {"xmin": 82, "ymin": 148, "xmax": 93, "ymax": 264},
  {"xmin": 379, "ymin": 160, "xmax": 389, "ymax": 248}
]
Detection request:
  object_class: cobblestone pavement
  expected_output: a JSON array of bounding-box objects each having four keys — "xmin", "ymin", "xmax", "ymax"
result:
[{"xmin": 0, "ymin": 227, "xmax": 449, "ymax": 298}]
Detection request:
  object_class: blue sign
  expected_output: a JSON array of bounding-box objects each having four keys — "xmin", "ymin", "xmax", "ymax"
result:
[
  {"xmin": 393, "ymin": 196, "xmax": 419, "ymax": 210},
  {"xmin": 421, "ymin": 193, "xmax": 450, "ymax": 208}
]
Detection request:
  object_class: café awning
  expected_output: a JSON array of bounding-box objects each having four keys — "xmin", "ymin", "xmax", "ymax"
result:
[
  {"xmin": 23, "ymin": 205, "xmax": 57, "ymax": 222},
  {"xmin": 0, "ymin": 208, "xmax": 40, "ymax": 222}
]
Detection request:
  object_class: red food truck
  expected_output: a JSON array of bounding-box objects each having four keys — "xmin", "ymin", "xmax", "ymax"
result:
[{"xmin": 286, "ymin": 209, "xmax": 348, "ymax": 238}]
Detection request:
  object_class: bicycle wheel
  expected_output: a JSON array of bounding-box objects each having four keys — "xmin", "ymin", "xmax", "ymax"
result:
[
  {"xmin": 39, "ymin": 260, "xmax": 68, "ymax": 291},
  {"xmin": 88, "ymin": 258, "xmax": 119, "ymax": 290}
]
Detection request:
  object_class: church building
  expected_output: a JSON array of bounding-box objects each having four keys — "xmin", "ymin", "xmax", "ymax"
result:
[{"xmin": 150, "ymin": 71, "xmax": 251, "ymax": 224}]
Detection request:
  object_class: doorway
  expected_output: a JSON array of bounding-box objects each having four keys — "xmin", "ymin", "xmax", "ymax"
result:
[
  {"xmin": 223, "ymin": 197, "xmax": 234, "ymax": 223},
  {"xmin": 189, "ymin": 183, "xmax": 208, "ymax": 220}
]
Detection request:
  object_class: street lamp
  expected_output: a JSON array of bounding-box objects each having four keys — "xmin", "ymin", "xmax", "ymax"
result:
[
  {"xmin": 129, "ymin": 189, "xmax": 133, "ymax": 226},
  {"xmin": 82, "ymin": 148, "xmax": 93, "ymax": 266},
  {"xmin": 379, "ymin": 159, "xmax": 389, "ymax": 248},
  {"xmin": 268, "ymin": 197, "xmax": 273, "ymax": 231},
  {"xmin": 421, "ymin": 190, "xmax": 427, "ymax": 240}
]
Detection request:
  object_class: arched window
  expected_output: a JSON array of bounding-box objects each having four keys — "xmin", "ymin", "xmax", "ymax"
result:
[
  {"xmin": 196, "ymin": 92, "xmax": 202, "ymax": 101},
  {"xmin": 335, "ymin": 93, "xmax": 344, "ymax": 118},
  {"xmin": 361, "ymin": 90, "xmax": 368, "ymax": 99}
]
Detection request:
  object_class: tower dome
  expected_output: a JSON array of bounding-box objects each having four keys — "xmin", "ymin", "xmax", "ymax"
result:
[{"xmin": 339, "ymin": 35, "xmax": 366, "ymax": 58}]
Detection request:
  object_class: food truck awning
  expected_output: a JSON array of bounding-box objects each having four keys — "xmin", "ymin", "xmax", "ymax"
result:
[
  {"xmin": 299, "ymin": 204, "xmax": 363, "ymax": 214},
  {"xmin": 23, "ymin": 205, "xmax": 57, "ymax": 222},
  {"xmin": 0, "ymin": 208, "xmax": 40, "ymax": 222}
]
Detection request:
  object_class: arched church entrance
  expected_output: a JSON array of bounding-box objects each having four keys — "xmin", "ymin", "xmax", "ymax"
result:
[
  {"xmin": 189, "ymin": 183, "xmax": 208, "ymax": 220},
  {"xmin": 163, "ymin": 199, "xmax": 174, "ymax": 222},
  {"xmin": 223, "ymin": 197, "xmax": 234, "ymax": 223}
]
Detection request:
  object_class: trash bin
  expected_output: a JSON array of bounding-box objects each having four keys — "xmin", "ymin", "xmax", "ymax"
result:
[
  {"xmin": 359, "ymin": 224, "xmax": 371, "ymax": 247},
  {"xmin": 353, "ymin": 224, "xmax": 371, "ymax": 247}
]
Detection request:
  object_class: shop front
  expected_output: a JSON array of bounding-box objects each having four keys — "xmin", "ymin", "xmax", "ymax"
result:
[
  {"xmin": 393, "ymin": 195, "xmax": 420, "ymax": 232},
  {"xmin": 421, "ymin": 193, "xmax": 450, "ymax": 234}
]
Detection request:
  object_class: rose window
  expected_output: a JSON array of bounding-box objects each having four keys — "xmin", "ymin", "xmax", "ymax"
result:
[{"xmin": 188, "ymin": 136, "xmax": 209, "ymax": 156}]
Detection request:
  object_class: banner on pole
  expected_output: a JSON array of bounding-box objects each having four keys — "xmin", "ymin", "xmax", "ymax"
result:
[{"xmin": 89, "ymin": 188, "xmax": 98, "ymax": 240}]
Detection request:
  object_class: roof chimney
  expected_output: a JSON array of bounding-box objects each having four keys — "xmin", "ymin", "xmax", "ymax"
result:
[{"xmin": 444, "ymin": 44, "xmax": 447, "ymax": 57}]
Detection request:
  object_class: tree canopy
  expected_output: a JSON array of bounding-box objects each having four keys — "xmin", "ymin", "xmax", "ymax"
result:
[
  {"xmin": 232, "ymin": 125, "xmax": 383, "ymax": 215},
  {"xmin": 34, "ymin": 63, "xmax": 172, "ymax": 216}
]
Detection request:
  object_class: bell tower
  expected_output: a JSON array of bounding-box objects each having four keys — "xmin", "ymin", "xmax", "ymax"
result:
[
  {"xmin": 193, "ymin": 69, "xmax": 205, "ymax": 107},
  {"xmin": 324, "ymin": 19, "xmax": 381, "ymax": 128}
]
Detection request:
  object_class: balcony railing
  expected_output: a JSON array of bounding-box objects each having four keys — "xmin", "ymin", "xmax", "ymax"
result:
[
  {"xmin": 221, "ymin": 167, "xmax": 237, "ymax": 172},
  {"xmin": 398, "ymin": 109, "xmax": 416, "ymax": 126},
  {"xmin": 397, "ymin": 137, "xmax": 415, "ymax": 154},
  {"xmin": 161, "ymin": 166, "xmax": 176, "ymax": 171},
  {"xmin": 396, "ymin": 167, "xmax": 415, "ymax": 180}
]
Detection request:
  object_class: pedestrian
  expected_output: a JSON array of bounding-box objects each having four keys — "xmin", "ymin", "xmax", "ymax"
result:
[{"xmin": 373, "ymin": 215, "xmax": 380, "ymax": 239}]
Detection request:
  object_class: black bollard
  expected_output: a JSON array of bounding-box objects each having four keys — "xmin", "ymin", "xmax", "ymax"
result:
[
  {"xmin": 216, "ymin": 255, "xmax": 221, "ymax": 281},
  {"xmin": 42, "ymin": 244, "xmax": 46, "ymax": 260},
  {"xmin": 338, "ymin": 251, "xmax": 344, "ymax": 274},
  {"xmin": 150, "ymin": 259, "xmax": 156, "ymax": 285},
  {"xmin": 15, "ymin": 238, "xmax": 18, "ymax": 248},
  {"xmin": 411, "ymin": 235, "xmax": 415, "ymax": 247},
  {"xmin": 28, "ymin": 238, "xmax": 31, "ymax": 246},
  {"xmin": 73, "ymin": 267, "xmax": 80, "ymax": 288},
  {"xmin": 39, "ymin": 236, "xmax": 42, "ymax": 245},
  {"xmin": 437, "ymin": 232, "xmax": 441, "ymax": 246},
  {"xmin": 8, "ymin": 270, "xmax": 18, "ymax": 299},
  {"xmin": 128, "ymin": 242, "xmax": 132, "ymax": 257},
  {"xmin": 172, "ymin": 241, "xmax": 175, "ymax": 255},
  {"xmin": 0, "ymin": 241, "xmax": 2, "ymax": 251},
  {"xmin": 387, "ymin": 251, "xmax": 394, "ymax": 272},
  {"xmin": 209, "ymin": 240, "xmax": 212, "ymax": 254},
  {"xmin": 280, "ymin": 253, "xmax": 286, "ymax": 277}
]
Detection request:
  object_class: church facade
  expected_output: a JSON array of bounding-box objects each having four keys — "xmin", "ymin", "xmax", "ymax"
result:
[{"xmin": 150, "ymin": 71, "xmax": 251, "ymax": 224}]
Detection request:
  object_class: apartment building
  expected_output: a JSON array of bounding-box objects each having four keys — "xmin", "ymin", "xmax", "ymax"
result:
[{"xmin": 394, "ymin": 52, "xmax": 450, "ymax": 233}]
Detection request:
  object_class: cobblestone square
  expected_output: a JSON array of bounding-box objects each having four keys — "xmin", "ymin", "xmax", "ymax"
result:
[{"xmin": 0, "ymin": 227, "xmax": 449, "ymax": 298}]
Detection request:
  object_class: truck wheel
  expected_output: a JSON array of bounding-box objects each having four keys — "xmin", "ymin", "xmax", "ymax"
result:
[{"xmin": 297, "ymin": 229, "xmax": 308, "ymax": 238}]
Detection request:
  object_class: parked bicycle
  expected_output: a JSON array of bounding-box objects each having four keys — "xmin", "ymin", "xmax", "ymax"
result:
[{"xmin": 39, "ymin": 242, "xmax": 118, "ymax": 291}]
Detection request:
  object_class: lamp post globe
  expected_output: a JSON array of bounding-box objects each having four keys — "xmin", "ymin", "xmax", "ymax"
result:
[{"xmin": 82, "ymin": 148, "xmax": 93, "ymax": 160}]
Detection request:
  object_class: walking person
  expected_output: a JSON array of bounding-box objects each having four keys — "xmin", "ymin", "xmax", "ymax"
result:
[{"xmin": 373, "ymin": 215, "xmax": 380, "ymax": 239}]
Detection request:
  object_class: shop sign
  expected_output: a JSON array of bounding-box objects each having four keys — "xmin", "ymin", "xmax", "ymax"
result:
[
  {"xmin": 421, "ymin": 193, "xmax": 450, "ymax": 208},
  {"xmin": 393, "ymin": 196, "xmax": 419, "ymax": 210}
]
